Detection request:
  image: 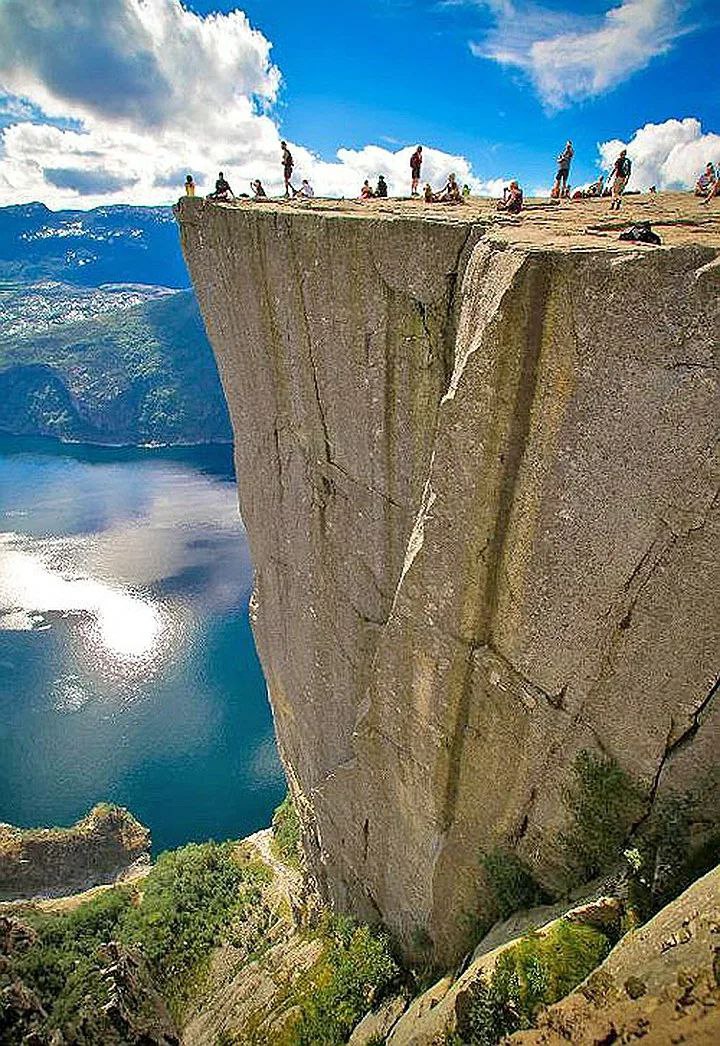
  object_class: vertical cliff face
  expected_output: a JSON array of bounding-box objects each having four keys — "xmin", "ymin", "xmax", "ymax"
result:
[{"xmin": 177, "ymin": 197, "xmax": 720, "ymax": 961}]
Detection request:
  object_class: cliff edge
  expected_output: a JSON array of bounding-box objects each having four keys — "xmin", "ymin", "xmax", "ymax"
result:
[{"xmin": 177, "ymin": 193, "xmax": 720, "ymax": 962}]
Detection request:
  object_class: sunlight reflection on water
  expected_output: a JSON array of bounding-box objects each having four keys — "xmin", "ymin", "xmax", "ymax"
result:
[{"xmin": 0, "ymin": 439, "xmax": 284, "ymax": 851}]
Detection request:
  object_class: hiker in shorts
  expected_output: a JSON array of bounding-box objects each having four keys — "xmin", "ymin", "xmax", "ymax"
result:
[
  {"xmin": 207, "ymin": 172, "xmax": 233, "ymax": 200},
  {"xmin": 553, "ymin": 140, "xmax": 574, "ymax": 198},
  {"xmin": 609, "ymin": 150, "xmax": 631, "ymax": 210},
  {"xmin": 410, "ymin": 146, "xmax": 423, "ymax": 196},
  {"xmin": 281, "ymin": 141, "xmax": 295, "ymax": 198}
]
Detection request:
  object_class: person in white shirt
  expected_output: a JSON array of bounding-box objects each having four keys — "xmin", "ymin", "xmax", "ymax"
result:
[{"xmin": 296, "ymin": 179, "xmax": 315, "ymax": 198}]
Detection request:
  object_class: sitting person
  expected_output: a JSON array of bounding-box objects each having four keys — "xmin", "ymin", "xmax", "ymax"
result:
[
  {"xmin": 360, "ymin": 179, "xmax": 374, "ymax": 199},
  {"xmin": 207, "ymin": 171, "xmax": 234, "ymax": 200},
  {"xmin": 375, "ymin": 175, "xmax": 388, "ymax": 198},
  {"xmin": 587, "ymin": 174, "xmax": 604, "ymax": 197},
  {"xmin": 423, "ymin": 182, "xmax": 436, "ymax": 203},
  {"xmin": 695, "ymin": 163, "xmax": 717, "ymax": 197},
  {"xmin": 295, "ymin": 179, "xmax": 315, "ymax": 198},
  {"xmin": 497, "ymin": 180, "xmax": 523, "ymax": 214},
  {"xmin": 184, "ymin": 174, "xmax": 196, "ymax": 197},
  {"xmin": 250, "ymin": 179, "xmax": 267, "ymax": 198},
  {"xmin": 701, "ymin": 175, "xmax": 720, "ymax": 205},
  {"xmin": 462, "ymin": 183, "xmax": 471, "ymax": 198},
  {"xmin": 437, "ymin": 172, "xmax": 462, "ymax": 203}
]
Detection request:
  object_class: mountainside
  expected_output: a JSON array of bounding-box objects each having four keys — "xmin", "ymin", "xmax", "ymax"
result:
[
  {"xmin": 177, "ymin": 192, "xmax": 720, "ymax": 965},
  {"xmin": 0, "ymin": 203, "xmax": 230, "ymax": 445},
  {"xmin": 0, "ymin": 202, "xmax": 189, "ymax": 288}
]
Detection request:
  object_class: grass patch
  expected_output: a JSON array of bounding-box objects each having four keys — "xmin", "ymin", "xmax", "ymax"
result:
[
  {"xmin": 271, "ymin": 795, "xmax": 303, "ymax": 870},
  {"xmin": 458, "ymin": 920, "xmax": 610, "ymax": 1044},
  {"xmin": 289, "ymin": 916, "xmax": 399, "ymax": 1046}
]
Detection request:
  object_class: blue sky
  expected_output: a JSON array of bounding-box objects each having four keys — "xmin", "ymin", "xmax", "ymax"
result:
[{"xmin": 0, "ymin": 0, "xmax": 718, "ymax": 206}]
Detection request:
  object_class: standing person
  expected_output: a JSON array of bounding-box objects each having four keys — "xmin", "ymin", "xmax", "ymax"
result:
[
  {"xmin": 184, "ymin": 174, "xmax": 196, "ymax": 197},
  {"xmin": 410, "ymin": 146, "xmax": 423, "ymax": 196},
  {"xmin": 553, "ymin": 140, "xmax": 574, "ymax": 197},
  {"xmin": 610, "ymin": 149, "xmax": 632, "ymax": 210},
  {"xmin": 281, "ymin": 141, "xmax": 295, "ymax": 198}
]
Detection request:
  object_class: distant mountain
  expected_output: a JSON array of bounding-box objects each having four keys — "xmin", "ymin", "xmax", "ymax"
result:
[
  {"xmin": 0, "ymin": 202, "xmax": 190, "ymax": 288},
  {"xmin": 0, "ymin": 203, "xmax": 231, "ymax": 445},
  {"xmin": 0, "ymin": 286, "xmax": 231, "ymax": 444}
]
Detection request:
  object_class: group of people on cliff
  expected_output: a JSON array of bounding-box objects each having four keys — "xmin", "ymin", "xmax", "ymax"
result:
[{"xmin": 182, "ymin": 137, "xmax": 719, "ymax": 213}]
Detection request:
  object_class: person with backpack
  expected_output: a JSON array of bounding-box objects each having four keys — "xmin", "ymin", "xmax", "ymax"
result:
[
  {"xmin": 553, "ymin": 140, "xmax": 574, "ymax": 198},
  {"xmin": 410, "ymin": 146, "xmax": 423, "ymax": 196},
  {"xmin": 610, "ymin": 149, "xmax": 632, "ymax": 210},
  {"xmin": 281, "ymin": 141, "xmax": 295, "ymax": 198}
]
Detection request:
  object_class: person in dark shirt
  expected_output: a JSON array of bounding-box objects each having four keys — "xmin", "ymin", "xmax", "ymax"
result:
[
  {"xmin": 207, "ymin": 172, "xmax": 233, "ymax": 200},
  {"xmin": 251, "ymin": 179, "xmax": 267, "ymax": 198},
  {"xmin": 376, "ymin": 175, "xmax": 388, "ymax": 198},
  {"xmin": 410, "ymin": 146, "xmax": 422, "ymax": 196},
  {"xmin": 281, "ymin": 141, "xmax": 295, "ymax": 198},
  {"xmin": 610, "ymin": 149, "xmax": 632, "ymax": 210}
]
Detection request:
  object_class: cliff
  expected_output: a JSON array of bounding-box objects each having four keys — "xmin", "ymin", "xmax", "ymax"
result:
[
  {"xmin": 177, "ymin": 193, "xmax": 720, "ymax": 962},
  {"xmin": 0, "ymin": 804, "xmax": 150, "ymax": 900}
]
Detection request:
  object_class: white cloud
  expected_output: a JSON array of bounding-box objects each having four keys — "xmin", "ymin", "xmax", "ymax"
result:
[
  {"xmin": 470, "ymin": 0, "xmax": 690, "ymax": 109},
  {"xmin": 598, "ymin": 117, "xmax": 720, "ymax": 190},
  {"xmin": 0, "ymin": 0, "xmax": 499, "ymax": 208}
]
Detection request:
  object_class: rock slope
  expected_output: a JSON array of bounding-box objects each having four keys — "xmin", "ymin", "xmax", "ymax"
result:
[{"xmin": 177, "ymin": 193, "xmax": 720, "ymax": 961}]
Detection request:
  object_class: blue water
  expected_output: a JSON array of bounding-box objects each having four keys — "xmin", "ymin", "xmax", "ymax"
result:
[{"xmin": 0, "ymin": 436, "xmax": 285, "ymax": 854}]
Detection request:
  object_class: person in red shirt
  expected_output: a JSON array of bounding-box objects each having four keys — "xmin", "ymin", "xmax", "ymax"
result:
[{"xmin": 410, "ymin": 146, "xmax": 423, "ymax": 196}]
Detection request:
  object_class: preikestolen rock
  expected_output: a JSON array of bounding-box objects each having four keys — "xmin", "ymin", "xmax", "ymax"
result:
[{"xmin": 177, "ymin": 193, "xmax": 720, "ymax": 964}]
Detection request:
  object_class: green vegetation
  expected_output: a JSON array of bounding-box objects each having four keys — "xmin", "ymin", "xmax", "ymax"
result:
[
  {"xmin": 271, "ymin": 794, "xmax": 303, "ymax": 869},
  {"xmin": 457, "ymin": 920, "xmax": 611, "ymax": 1045},
  {"xmin": 481, "ymin": 849, "xmax": 550, "ymax": 921},
  {"xmin": 625, "ymin": 792, "xmax": 720, "ymax": 923},
  {"xmin": 2, "ymin": 841, "xmax": 269, "ymax": 1041},
  {"xmin": 560, "ymin": 750, "xmax": 645, "ymax": 883},
  {"xmin": 289, "ymin": 917, "xmax": 399, "ymax": 1046},
  {"xmin": 0, "ymin": 288, "xmax": 231, "ymax": 444}
]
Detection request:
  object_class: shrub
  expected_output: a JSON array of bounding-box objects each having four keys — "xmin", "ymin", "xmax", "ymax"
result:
[
  {"xmin": 481, "ymin": 849, "xmax": 550, "ymax": 921},
  {"xmin": 271, "ymin": 794, "xmax": 303, "ymax": 869},
  {"xmin": 560, "ymin": 751, "xmax": 645, "ymax": 883},
  {"xmin": 459, "ymin": 920, "xmax": 610, "ymax": 1044},
  {"xmin": 291, "ymin": 918, "xmax": 399, "ymax": 1046},
  {"xmin": 120, "ymin": 841, "xmax": 268, "ymax": 1012}
]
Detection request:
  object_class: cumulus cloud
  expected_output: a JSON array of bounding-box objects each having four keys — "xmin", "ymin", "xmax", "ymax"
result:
[
  {"xmin": 598, "ymin": 117, "xmax": 720, "ymax": 190},
  {"xmin": 470, "ymin": 0, "xmax": 690, "ymax": 109},
  {"xmin": 0, "ymin": 0, "xmax": 500, "ymax": 208}
]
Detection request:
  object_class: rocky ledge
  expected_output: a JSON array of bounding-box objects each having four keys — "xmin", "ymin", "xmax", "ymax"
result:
[
  {"xmin": 0, "ymin": 804, "xmax": 150, "ymax": 901},
  {"xmin": 177, "ymin": 192, "xmax": 720, "ymax": 963}
]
